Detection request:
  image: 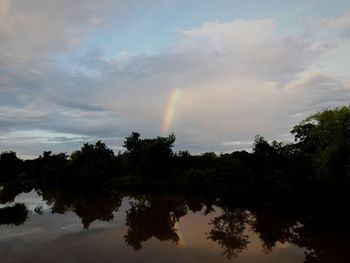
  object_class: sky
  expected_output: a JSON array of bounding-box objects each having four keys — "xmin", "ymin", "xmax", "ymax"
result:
[{"xmin": 0, "ymin": 0, "xmax": 350, "ymax": 158}]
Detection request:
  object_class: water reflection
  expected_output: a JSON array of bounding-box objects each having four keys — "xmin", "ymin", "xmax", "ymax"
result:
[
  {"xmin": 0, "ymin": 182, "xmax": 349, "ymax": 262},
  {"xmin": 39, "ymin": 188, "xmax": 122, "ymax": 229},
  {"xmin": 124, "ymin": 196, "xmax": 187, "ymax": 250},
  {"xmin": 0, "ymin": 203, "xmax": 28, "ymax": 225},
  {"xmin": 208, "ymin": 208, "xmax": 251, "ymax": 259},
  {"xmin": 251, "ymin": 208, "xmax": 302, "ymax": 253},
  {"xmin": 0, "ymin": 181, "xmax": 33, "ymax": 204}
]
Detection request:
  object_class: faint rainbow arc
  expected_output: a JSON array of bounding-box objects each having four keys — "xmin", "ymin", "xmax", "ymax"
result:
[{"xmin": 162, "ymin": 89, "xmax": 181, "ymax": 132}]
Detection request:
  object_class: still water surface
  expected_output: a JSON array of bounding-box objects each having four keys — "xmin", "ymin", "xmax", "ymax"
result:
[{"xmin": 0, "ymin": 186, "xmax": 347, "ymax": 263}]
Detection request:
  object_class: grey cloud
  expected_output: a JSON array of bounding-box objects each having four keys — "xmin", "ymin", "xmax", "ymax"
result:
[
  {"xmin": 56, "ymin": 100, "xmax": 106, "ymax": 112},
  {"xmin": 320, "ymin": 12, "xmax": 350, "ymax": 38},
  {"xmin": 285, "ymin": 73, "xmax": 350, "ymax": 112},
  {"xmin": 0, "ymin": 0, "xmax": 122, "ymax": 56}
]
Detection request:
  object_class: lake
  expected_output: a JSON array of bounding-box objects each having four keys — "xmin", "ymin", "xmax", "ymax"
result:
[{"xmin": 0, "ymin": 182, "xmax": 348, "ymax": 263}]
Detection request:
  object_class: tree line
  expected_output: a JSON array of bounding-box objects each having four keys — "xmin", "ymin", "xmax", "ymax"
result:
[{"xmin": 1, "ymin": 105, "xmax": 349, "ymax": 207}]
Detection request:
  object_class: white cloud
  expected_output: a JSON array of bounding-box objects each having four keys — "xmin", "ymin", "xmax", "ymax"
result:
[{"xmin": 174, "ymin": 19, "xmax": 321, "ymax": 83}]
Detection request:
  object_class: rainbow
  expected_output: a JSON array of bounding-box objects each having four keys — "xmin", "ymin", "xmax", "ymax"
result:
[{"xmin": 162, "ymin": 89, "xmax": 181, "ymax": 132}]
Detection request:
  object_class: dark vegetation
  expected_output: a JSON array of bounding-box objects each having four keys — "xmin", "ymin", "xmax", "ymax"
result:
[
  {"xmin": 1, "ymin": 105, "xmax": 349, "ymax": 208},
  {"xmin": 0, "ymin": 105, "xmax": 350, "ymax": 262}
]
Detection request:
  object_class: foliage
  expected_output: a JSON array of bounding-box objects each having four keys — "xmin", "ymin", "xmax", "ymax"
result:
[
  {"xmin": 292, "ymin": 105, "xmax": 350, "ymax": 184},
  {"xmin": 0, "ymin": 151, "xmax": 23, "ymax": 179},
  {"xmin": 0, "ymin": 105, "xmax": 349, "ymax": 205},
  {"xmin": 123, "ymin": 132, "xmax": 176, "ymax": 181},
  {"xmin": 69, "ymin": 141, "xmax": 119, "ymax": 186}
]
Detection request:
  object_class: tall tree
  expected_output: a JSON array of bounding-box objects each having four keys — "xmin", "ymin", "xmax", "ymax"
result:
[{"xmin": 292, "ymin": 105, "xmax": 350, "ymax": 184}]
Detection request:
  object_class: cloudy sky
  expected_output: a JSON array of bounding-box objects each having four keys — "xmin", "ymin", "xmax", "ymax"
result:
[{"xmin": 1, "ymin": 0, "xmax": 350, "ymax": 158}]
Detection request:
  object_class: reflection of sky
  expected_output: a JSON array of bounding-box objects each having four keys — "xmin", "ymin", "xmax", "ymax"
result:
[
  {"xmin": 0, "ymin": 192, "xmax": 305, "ymax": 263},
  {"xmin": 13, "ymin": 191, "xmax": 51, "ymax": 212},
  {"xmin": 0, "ymin": 191, "xmax": 129, "ymax": 239}
]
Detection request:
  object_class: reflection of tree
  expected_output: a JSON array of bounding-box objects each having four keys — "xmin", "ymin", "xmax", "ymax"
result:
[
  {"xmin": 73, "ymin": 194, "xmax": 122, "ymax": 229},
  {"xmin": 295, "ymin": 234, "xmax": 349, "ymax": 263},
  {"xmin": 40, "ymin": 189, "xmax": 122, "ymax": 229},
  {"xmin": 251, "ymin": 208, "xmax": 300, "ymax": 252},
  {"xmin": 248, "ymin": 208, "xmax": 350, "ymax": 263},
  {"xmin": 0, "ymin": 203, "xmax": 29, "ymax": 225},
  {"xmin": 124, "ymin": 196, "xmax": 187, "ymax": 250},
  {"xmin": 290, "ymin": 213, "xmax": 350, "ymax": 263},
  {"xmin": 208, "ymin": 208, "xmax": 250, "ymax": 259},
  {"xmin": 186, "ymin": 197, "xmax": 214, "ymax": 215},
  {"xmin": 2, "ymin": 180, "xmax": 350, "ymax": 263},
  {"xmin": 0, "ymin": 181, "xmax": 33, "ymax": 204}
]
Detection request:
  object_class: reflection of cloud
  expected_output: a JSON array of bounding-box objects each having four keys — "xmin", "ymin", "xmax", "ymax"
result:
[
  {"xmin": 60, "ymin": 223, "xmax": 83, "ymax": 231},
  {"xmin": 14, "ymin": 191, "xmax": 50, "ymax": 212},
  {"xmin": 275, "ymin": 241, "xmax": 293, "ymax": 248},
  {"xmin": 174, "ymin": 222, "xmax": 186, "ymax": 248}
]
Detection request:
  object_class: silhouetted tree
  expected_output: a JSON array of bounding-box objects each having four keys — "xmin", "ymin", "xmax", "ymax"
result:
[
  {"xmin": 122, "ymin": 133, "xmax": 176, "ymax": 185},
  {"xmin": 292, "ymin": 105, "xmax": 350, "ymax": 185},
  {"xmin": 70, "ymin": 141, "xmax": 119, "ymax": 186},
  {"xmin": 0, "ymin": 151, "xmax": 23, "ymax": 179}
]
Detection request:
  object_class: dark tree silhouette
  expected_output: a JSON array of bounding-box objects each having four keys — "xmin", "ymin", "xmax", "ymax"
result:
[
  {"xmin": 0, "ymin": 151, "xmax": 23, "ymax": 178},
  {"xmin": 69, "ymin": 141, "xmax": 119, "ymax": 186}
]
